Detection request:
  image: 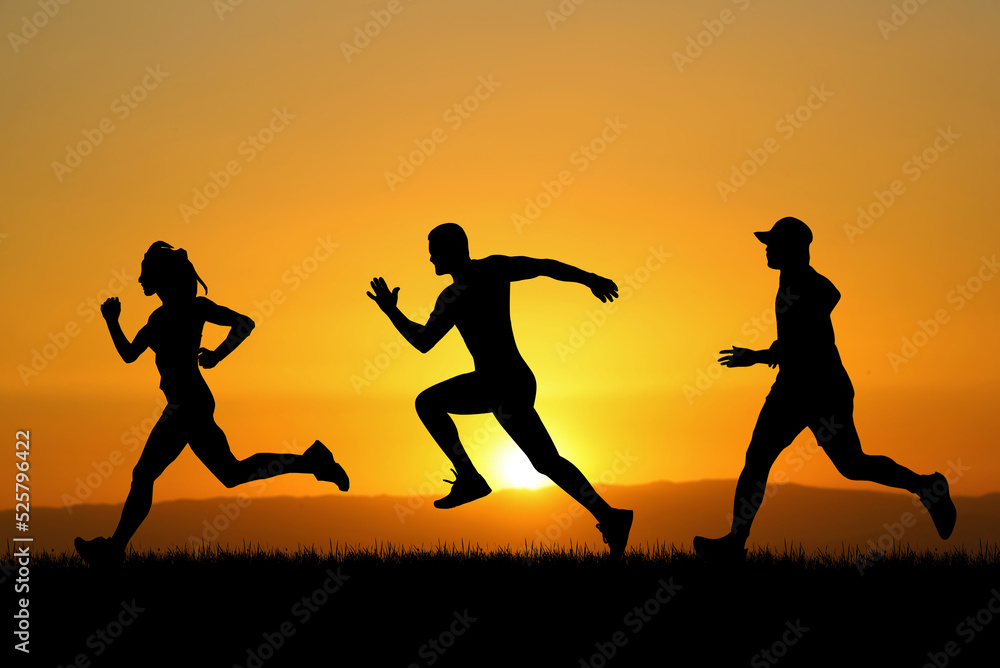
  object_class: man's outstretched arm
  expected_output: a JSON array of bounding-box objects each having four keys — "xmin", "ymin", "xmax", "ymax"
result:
[
  {"xmin": 367, "ymin": 277, "xmax": 453, "ymax": 353},
  {"xmin": 493, "ymin": 255, "xmax": 619, "ymax": 303}
]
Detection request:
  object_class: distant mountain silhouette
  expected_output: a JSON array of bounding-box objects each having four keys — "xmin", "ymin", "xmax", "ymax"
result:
[{"xmin": 14, "ymin": 481, "xmax": 999, "ymax": 556}]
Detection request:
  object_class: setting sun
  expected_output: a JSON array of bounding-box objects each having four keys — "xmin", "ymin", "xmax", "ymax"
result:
[{"xmin": 490, "ymin": 447, "xmax": 552, "ymax": 491}]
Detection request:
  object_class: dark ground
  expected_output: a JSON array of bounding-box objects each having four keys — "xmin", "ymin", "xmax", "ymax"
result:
[{"xmin": 6, "ymin": 544, "xmax": 1000, "ymax": 667}]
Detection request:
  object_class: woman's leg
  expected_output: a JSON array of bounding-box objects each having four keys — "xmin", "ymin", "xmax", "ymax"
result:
[
  {"xmin": 109, "ymin": 406, "xmax": 189, "ymax": 551},
  {"xmin": 187, "ymin": 415, "xmax": 319, "ymax": 488}
]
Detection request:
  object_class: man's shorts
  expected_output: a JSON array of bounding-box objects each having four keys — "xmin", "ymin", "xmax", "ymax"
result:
[{"xmin": 754, "ymin": 375, "xmax": 856, "ymax": 452}]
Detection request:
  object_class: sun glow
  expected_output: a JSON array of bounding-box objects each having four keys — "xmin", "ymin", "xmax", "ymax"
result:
[{"xmin": 491, "ymin": 448, "xmax": 551, "ymax": 491}]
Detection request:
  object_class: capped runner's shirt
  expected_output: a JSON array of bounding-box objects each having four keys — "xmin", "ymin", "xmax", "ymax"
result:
[{"xmin": 766, "ymin": 266, "xmax": 852, "ymax": 393}]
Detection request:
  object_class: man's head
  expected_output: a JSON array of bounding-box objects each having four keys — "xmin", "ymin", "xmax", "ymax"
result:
[
  {"xmin": 754, "ymin": 217, "xmax": 812, "ymax": 269},
  {"xmin": 428, "ymin": 223, "xmax": 470, "ymax": 275}
]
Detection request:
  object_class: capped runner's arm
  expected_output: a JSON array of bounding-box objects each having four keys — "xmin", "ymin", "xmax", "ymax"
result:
[{"xmin": 718, "ymin": 344, "xmax": 779, "ymax": 368}]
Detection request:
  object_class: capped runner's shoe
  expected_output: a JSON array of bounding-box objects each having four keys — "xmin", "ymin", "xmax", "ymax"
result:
[{"xmin": 597, "ymin": 508, "xmax": 634, "ymax": 560}]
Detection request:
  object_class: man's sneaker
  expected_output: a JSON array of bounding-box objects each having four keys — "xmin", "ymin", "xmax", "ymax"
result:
[
  {"xmin": 597, "ymin": 508, "xmax": 634, "ymax": 559},
  {"xmin": 74, "ymin": 536, "xmax": 124, "ymax": 569},
  {"xmin": 304, "ymin": 440, "xmax": 350, "ymax": 491},
  {"xmin": 693, "ymin": 533, "xmax": 748, "ymax": 564},
  {"xmin": 919, "ymin": 472, "xmax": 956, "ymax": 540},
  {"xmin": 434, "ymin": 469, "xmax": 491, "ymax": 509}
]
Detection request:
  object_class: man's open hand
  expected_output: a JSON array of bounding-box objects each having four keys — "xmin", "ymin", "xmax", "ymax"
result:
[
  {"xmin": 367, "ymin": 277, "xmax": 400, "ymax": 312},
  {"xmin": 589, "ymin": 275, "xmax": 619, "ymax": 303},
  {"xmin": 718, "ymin": 346, "xmax": 757, "ymax": 368}
]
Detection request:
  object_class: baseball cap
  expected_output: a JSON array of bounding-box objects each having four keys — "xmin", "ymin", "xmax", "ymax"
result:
[{"xmin": 754, "ymin": 217, "xmax": 813, "ymax": 247}]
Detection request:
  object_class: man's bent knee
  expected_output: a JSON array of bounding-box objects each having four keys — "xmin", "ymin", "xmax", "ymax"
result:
[
  {"xmin": 219, "ymin": 475, "xmax": 242, "ymax": 489},
  {"xmin": 415, "ymin": 390, "xmax": 442, "ymax": 419},
  {"xmin": 214, "ymin": 466, "xmax": 245, "ymax": 489}
]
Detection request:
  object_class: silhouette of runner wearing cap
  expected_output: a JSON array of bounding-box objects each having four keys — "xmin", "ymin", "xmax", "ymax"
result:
[
  {"xmin": 693, "ymin": 217, "xmax": 956, "ymax": 562},
  {"xmin": 367, "ymin": 223, "xmax": 634, "ymax": 558},
  {"xmin": 75, "ymin": 242, "xmax": 349, "ymax": 568}
]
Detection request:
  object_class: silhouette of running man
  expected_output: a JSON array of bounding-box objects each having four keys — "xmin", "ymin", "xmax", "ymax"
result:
[
  {"xmin": 75, "ymin": 242, "xmax": 348, "ymax": 567},
  {"xmin": 694, "ymin": 217, "xmax": 956, "ymax": 562},
  {"xmin": 367, "ymin": 223, "xmax": 634, "ymax": 557}
]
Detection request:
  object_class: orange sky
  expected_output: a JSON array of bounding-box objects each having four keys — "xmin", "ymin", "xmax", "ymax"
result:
[{"xmin": 2, "ymin": 0, "xmax": 999, "ymax": 514}]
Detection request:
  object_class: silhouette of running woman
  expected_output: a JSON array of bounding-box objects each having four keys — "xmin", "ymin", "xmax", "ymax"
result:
[
  {"xmin": 694, "ymin": 218, "xmax": 956, "ymax": 562},
  {"xmin": 75, "ymin": 242, "xmax": 348, "ymax": 567},
  {"xmin": 367, "ymin": 223, "xmax": 634, "ymax": 557}
]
